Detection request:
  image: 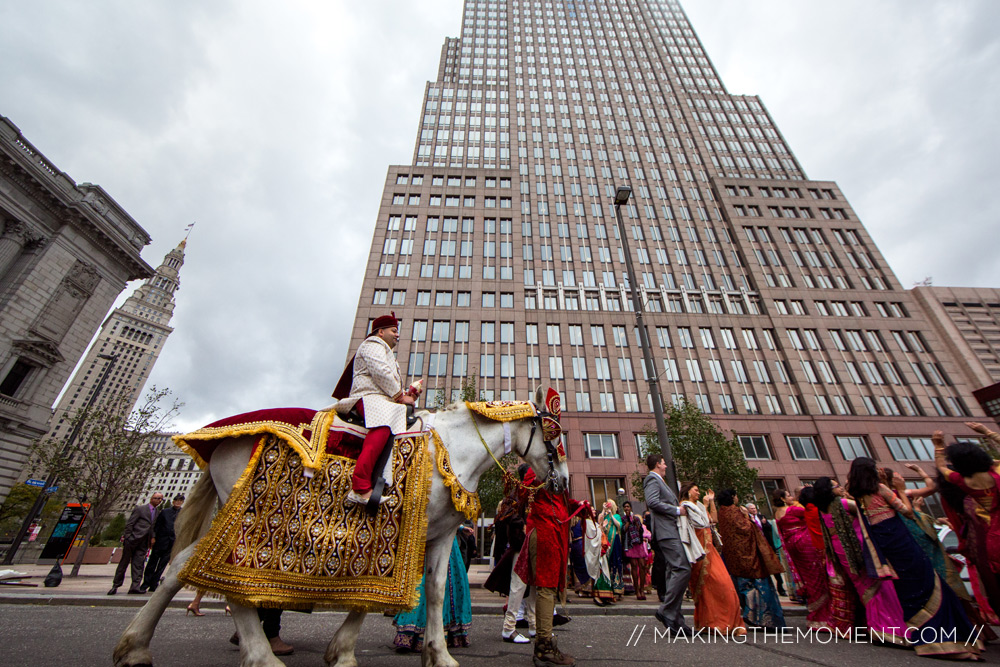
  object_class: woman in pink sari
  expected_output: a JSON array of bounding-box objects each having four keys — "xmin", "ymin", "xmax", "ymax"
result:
[
  {"xmin": 812, "ymin": 477, "xmax": 907, "ymax": 645},
  {"xmin": 772, "ymin": 488, "xmax": 845, "ymax": 630}
]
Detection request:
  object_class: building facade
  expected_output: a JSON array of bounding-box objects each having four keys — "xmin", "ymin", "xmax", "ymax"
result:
[
  {"xmin": 42, "ymin": 240, "xmax": 186, "ymax": 480},
  {"xmin": 0, "ymin": 116, "xmax": 153, "ymax": 503},
  {"xmin": 121, "ymin": 431, "xmax": 202, "ymax": 509},
  {"xmin": 910, "ymin": 286, "xmax": 1000, "ymax": 388},
  {"xmin": 345, "ymin": 0, "xmax": 985, "ymax": 515}
]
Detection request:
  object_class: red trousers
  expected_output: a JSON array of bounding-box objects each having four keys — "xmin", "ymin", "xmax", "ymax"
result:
[{"xmin": 351, "ymin": 401, "xmax": 393, "ymax": 493}]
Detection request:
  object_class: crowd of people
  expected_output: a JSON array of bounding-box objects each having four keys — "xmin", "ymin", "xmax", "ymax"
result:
[{"xmin": 474, "ymin": 424, "xmax": 1000, "ymax": 663}]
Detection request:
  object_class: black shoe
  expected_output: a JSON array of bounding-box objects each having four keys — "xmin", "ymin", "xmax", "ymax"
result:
[
  {"xmin": 107, "ymin": 586, "xmax": 118, "ymax": 596},
  {"xmin": 671, "ymin": 625, "xmax": 691, "ymax": 638},
  {"xmin": 127, "ymin": 588, "xmax": 144, "ymax": 594},
  {"xmin": 147, "ymin": 585, "xmax": 157, "ymax": 593},
  {"xmin": 503, "ymin": 632, "xmax": 531, "ymax": 644},
  {"xmin": 230, "ymin": 632, "xmax": 240, "ymax": 646},
  {"xmin": 516, "ymin": 618, "xmax": 529, "ymax": 629},
  {"xmin": 553, "ymin": 613, "xmax": 571, "ymax": 626},
  {"xmin": 138, "ymin": 587, "xmax": 148, "ymax": 594},
  {"xmin": 654, "ymin": 610, "xmax": 671, "ymax": 628}
]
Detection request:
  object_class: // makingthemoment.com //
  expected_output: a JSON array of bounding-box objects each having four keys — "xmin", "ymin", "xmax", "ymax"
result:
[{"xmin": 624, "ymin": 624, "xmax": 986, "ymax": 647}]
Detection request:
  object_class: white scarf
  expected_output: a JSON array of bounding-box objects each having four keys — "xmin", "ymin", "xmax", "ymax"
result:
[{"xmin": 678, "ymin": 500, "xmax": 708, "ymax": 563}]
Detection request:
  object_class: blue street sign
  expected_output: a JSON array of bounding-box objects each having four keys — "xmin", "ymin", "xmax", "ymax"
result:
[
  {"xmin": 45, "ymin": 486, "xmax": 58, "ymax": 493},
  {"xmin": 25, "ymin": 479, "xmax": 45, "ymax": 488}
]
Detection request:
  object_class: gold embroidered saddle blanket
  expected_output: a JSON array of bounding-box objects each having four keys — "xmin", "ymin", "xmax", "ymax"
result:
[{"xmin": 177, "ymin": 429, "xmax": 433, "ymax": 611}]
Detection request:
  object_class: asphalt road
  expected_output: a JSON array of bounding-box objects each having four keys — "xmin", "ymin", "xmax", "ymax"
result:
[{"xmin": 1, "ymin": 605, "xmax": 996, "ymax": 666}]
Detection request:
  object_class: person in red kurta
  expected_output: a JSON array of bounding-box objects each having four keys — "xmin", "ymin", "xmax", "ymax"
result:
[{"xmin": 514, "ymin": 468, "xmax": 590, "ymax": 667}]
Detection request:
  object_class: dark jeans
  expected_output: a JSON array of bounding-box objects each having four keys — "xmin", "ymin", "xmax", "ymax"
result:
[
  {"xmin": 258, "ymin": 608, "xmax": 283, "ymax": 639},
  {"xmin": 141, "ymin": 545, "xmax": 173, "ymax": 590}
]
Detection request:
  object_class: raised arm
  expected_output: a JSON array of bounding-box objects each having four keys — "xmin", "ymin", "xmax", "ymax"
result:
[
  {"xmin": 965, "ymin": 421, "xmax": 1000, "ymax": 448},
  {"xmin": 932, "ymin": 430, "xmax": 952, "ymax": 478},
  {"xmin": 882, "ymin": 479, "xmax": 914, "ymax": 519},
  {"xmin": 903, "ymin": 463, "xmax": 938, "ymax": 498}
]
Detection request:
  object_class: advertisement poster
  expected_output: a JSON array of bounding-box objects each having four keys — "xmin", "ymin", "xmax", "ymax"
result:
[{"xmin": 39, "ymin": 503, "xmax": 90, "ymax": 561}]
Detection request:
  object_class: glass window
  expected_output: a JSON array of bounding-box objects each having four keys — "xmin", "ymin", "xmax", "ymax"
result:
[
  {"xmin": 738, "ymin": 435, "xmax": 771, "ymax": 460},
  {"xmin": 835, "ymin": 436, "xmax": 872, "ymax": 461},
  {"xmin": 885, "ymin": 436, "xmax": 934, "ymax": 461},
  {"xmin": 787, "ymin": 435, "xmax": 822, "ymax": 461},
  {"xmin": 584, "ymin": 433, "xmax": 619, "ymax": 459},
  {"xmin": 589, "ymin": 477, "xmax": 626, "ymax": 510}
]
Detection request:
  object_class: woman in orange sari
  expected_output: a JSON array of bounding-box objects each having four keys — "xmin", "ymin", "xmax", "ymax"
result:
[{"xmin": 679, "ymin": 483, "xmax": 746, "ymax": 635}]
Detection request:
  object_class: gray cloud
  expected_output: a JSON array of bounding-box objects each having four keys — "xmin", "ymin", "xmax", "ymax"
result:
[{"xmin": 2, "ymin": 1, "xmax": 998, "ymax": 431}]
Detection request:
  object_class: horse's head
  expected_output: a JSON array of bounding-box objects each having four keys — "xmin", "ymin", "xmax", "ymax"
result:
[{"xmin": 526, "ymin": 386, "xmax": 569, "ymax": 494}]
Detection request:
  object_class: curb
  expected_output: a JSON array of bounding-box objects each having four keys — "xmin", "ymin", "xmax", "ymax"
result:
[{"xmin": 0, "ymin": 594, "xmax": 805, "ymax": 617}]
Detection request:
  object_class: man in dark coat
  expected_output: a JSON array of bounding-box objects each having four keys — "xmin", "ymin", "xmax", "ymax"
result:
[
  {"xmin": 108, "ymin": 492, "xmax": 163, "ymax": 595},
  {"xmin": 140, "ymin": 493, "xmax": 184, "ymax": 592}
]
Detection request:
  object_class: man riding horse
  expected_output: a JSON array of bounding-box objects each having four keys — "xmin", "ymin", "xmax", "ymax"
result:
[{"xmin": 332, "ymin": 312, "xmax": 422, "ymax": 509}]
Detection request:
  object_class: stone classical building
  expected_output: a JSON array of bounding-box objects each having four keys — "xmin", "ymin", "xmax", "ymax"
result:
[
  {"xmin": 0, "ymin": 116, "xmax": 152, "ymax": 503},
  {"xmin": 43, "ymin": 239, "xmax": 186, "ymax": 454},
  {"xmin": 345, "ymin": 0, "xmax": 987, "ymax": 515}
]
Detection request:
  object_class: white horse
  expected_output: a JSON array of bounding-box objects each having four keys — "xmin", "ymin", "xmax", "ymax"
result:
[{"xmin": 113, "ymin": 388, "xmax": 568, "ymax": 667}]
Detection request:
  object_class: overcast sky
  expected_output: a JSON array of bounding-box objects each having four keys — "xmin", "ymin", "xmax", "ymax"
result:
[{"xmin": 2, "ymin": 1, "xmax": 998, "ymax": 433}]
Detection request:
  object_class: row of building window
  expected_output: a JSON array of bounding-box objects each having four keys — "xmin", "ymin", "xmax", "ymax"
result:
[
  {"xmin": 581, "ymin": 432, "xmax": 980, "ymax": 465},
  {"xmin": 395, "ymin": 173, "xmax": 512, "ymax": 188}
]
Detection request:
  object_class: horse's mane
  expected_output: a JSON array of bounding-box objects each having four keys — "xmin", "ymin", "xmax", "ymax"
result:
[{"xmin": 418, "ymin": 400, "xmax": 467, "ymax": 416}]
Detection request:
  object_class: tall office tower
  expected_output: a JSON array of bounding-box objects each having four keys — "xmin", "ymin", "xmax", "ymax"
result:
[
  {"xmin": 0, "ymin": 116, "xmax": 153, "ymax": 504},
  {"xmin": 347, "ymin": 0, "xmax": 985, "ymax": 511},
  {"xmin": 43, "ymin": 240, "xmax": 185, "ymax": 456}
]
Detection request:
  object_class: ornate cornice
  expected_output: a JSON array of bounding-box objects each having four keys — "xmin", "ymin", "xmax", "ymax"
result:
[{"xmin": 12, "ymin": 337, "xmax": 65, "ymax": 368}]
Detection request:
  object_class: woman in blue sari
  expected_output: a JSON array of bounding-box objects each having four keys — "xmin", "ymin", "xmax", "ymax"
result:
[
  {"xmin": 847, "ymin": 457, "xmax": 982, "ymax": 660},
  {"xmin": 393, "ymin": 535, "xmax": 472, "ymax": 652}
]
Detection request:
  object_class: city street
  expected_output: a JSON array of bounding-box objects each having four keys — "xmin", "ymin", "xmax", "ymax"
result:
[{"xmin": 2, "ymin": 604, "xmax": 997, "ymax": 666}]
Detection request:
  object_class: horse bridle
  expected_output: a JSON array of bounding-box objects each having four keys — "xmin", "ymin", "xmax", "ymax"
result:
[{"xmin": 515, "ymin": 403, "xmax": 565, "ymax": 493}]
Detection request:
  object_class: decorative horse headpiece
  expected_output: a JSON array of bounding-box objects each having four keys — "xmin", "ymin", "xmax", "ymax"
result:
[{"xmin": 537, "ymin": 387, "xmax": 566, "ymax": 461}]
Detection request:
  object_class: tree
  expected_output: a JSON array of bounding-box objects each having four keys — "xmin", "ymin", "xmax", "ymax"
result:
[
  {"xmin": 443, "ymin": 373, "xmax": 512, "ymax": 517},
  {"xmin": 630, "ymin": 399, "xmax": 757, "ymax": 503},
  {"xmin": 30, "ymin": 386, "xmax": 181, "ymax": 576},
  {"xmin": 0, "ymin": 485, "xmax": 63, "ymax": 541},
  {"xmin": 102, "ymin": 513, "xmax": 127, "ymax": 543}
]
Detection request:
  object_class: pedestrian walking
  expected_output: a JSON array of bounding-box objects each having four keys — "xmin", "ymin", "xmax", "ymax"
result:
[
  {"xmin": 141, "ymin": 493, "xmax": 184, "ymax": 592},
  {"xmin": 643, "ymin": 453, "xmax": 692, "ymax": 635},
  {"xmin": 108, "ymin": 492, "xmax": 163, "ymax": 595}
]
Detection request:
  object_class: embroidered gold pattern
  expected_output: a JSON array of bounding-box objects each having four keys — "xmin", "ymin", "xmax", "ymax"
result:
[
  {"xmin": 465, "ymin": 400, "xmax": 537, "ymax": 423},
  {"xmin": 178, "ymin": 432, "xmax": 433, "ymax": 612},
  {"xmin": 432, "ymin": 429, "xmax": 481, "ymax": 520},
  {"xmin": 173, "ymin": 409, "xmax": 343, "ymax": 472}
]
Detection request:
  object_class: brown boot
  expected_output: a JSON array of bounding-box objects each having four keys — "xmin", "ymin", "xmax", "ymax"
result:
[
  {"xmin": 268, "ymin": 636, "xmax": 294, "ymax": 656},
  {"xmin": 533, "ymin": 636, "xmax": 575, "ymax": 667}
]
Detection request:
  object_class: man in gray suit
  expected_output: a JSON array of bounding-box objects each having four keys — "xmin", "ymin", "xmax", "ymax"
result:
[
  {"xmin": 108, "ymin": 492, "xmax": 163, "ymax": 595},
  {"xmin": 643, "ymin": 454, "xmax": 691, "ymax": 634}
]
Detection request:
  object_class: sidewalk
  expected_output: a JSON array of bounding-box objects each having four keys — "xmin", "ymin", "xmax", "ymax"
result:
[{"xmin": 0, "ymin": 562, "xmax": 805, "ymax": 617}]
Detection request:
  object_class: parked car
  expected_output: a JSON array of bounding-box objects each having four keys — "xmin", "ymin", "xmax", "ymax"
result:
[{"xmin": 935, "ymin": 523, "xmax": 974, "ymax": 598}]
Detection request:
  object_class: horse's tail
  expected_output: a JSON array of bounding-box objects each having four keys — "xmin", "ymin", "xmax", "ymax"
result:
[{"xmin": 171, "ymin": 471, "xmax": 217, "ymax": 559}]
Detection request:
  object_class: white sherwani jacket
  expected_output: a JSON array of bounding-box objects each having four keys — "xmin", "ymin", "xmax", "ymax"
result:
[{"xmin": 334, "ymin": 336, "xmax": 408, "ymax": 433}]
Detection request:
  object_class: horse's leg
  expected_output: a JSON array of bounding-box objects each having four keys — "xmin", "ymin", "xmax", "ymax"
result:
[
  {"xmin": 113, "ymin": 543, "xmax": 197, "ymax": 667},
  {"xmin": 230, "ymin": 601, "xmax": 286, "ymax": 667},
  {"xmin": 421, "ymin": 536, "xmax": 460, "ymax": 667},
  {"xmin": 324, "ymin": 610, "xmax": 367, "ymax": 667}
]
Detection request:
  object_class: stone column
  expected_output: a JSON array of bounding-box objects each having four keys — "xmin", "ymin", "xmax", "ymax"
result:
[{"xmin": 0, "ymin": 219, "xmax": 30, "ymax": 280}]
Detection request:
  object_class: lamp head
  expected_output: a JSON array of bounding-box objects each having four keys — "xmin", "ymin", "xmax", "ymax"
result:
[{"xmin": 614, "ymin": 185, "xmax": 632, "ymax": 206}]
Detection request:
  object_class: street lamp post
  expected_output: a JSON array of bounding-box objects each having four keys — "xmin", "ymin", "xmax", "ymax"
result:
[
  {"xmin": 3, "ymin": 353, "xmax": 119, "ymax": 565},
  {"xmin": 612, "ymin": 186, "xmax": 678, "ymax": 492}
]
